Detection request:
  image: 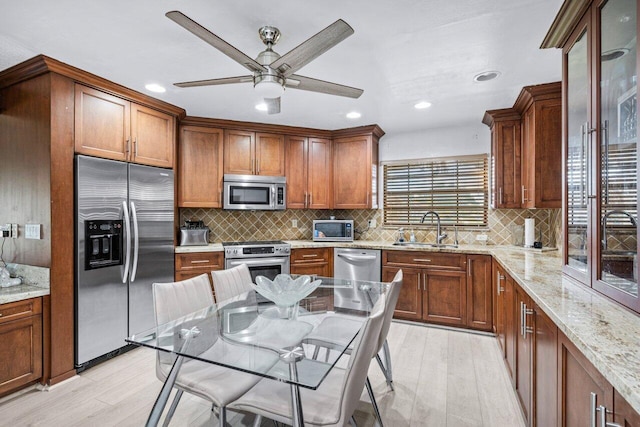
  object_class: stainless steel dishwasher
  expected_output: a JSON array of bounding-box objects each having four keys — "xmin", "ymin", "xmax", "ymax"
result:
[{"xmin": 334, "ymin": 248, "xmax": 381, "ymax": 282}]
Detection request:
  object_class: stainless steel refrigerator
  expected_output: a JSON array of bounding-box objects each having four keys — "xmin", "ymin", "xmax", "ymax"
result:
[{"xmin": 75, "ymin": 155, "xmax": 174, "ymax": 367}]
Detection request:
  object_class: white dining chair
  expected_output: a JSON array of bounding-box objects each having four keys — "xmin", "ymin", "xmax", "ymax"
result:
[
  {"xmin": 153, "ymin": 273, "xmax": 277, "ymax": 427},
  {"xmin": 229, "ymin": 291, "xmax": 387, "ymax": 427},
  {"xmin": 304, "ymin": 270, "xmax": 403, "ymax": 391},
  {"xmin": 211, "ymin": 263, "xmax": 253, "ymax": 303}
]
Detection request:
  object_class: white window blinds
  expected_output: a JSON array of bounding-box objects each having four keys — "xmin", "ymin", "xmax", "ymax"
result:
[{"xmin": 383, "ymin": 155, "xmax": 488, "ymax": 226}]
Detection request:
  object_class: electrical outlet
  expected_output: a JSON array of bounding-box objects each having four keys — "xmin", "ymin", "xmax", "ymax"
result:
[
  {"xmin": 476, "ymin": 234, "xmax": 488, "ymax": 242},
  {"xmin": 291, "ymin": 219, "xmax": 298, "ymax": 228},
  {"xmin": 0, "ymin": 224, "xmax": 9, "ymax": 238},
  {"xmin": 10, "ymin": 223, "xmax": 18, "ymax": 239},
  {"xmin": 368, "ymin": 219, "xmax": 377, "ymax": 228},
  {"xmin": 25, "ymin": 224, "xmax": 42, "ymax": 240}
]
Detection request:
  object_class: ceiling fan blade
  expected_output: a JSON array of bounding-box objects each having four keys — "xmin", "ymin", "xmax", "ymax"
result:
[
  {"xmin": 270, "ymin": 19, "xmax": 354, "ymax": 76},
  {"xmin": 286, "ymin": 74, "xmax": 363, "ymax": 98},
  {"xmin": 166, "ymin": 11, "xmax": 265, "ymax": 73},
  {"xmin": 174, "ymin": 75, "xmax": 253, "ymax": 88},
  {"xmin": 265, "ymin": 97, "xmax": 281, "ymax": 115}
]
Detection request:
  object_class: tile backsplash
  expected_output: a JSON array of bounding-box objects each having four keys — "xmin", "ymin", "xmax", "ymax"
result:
[{"xmin": 181, "ymin": 207, "xmax": 562, "ymax": 249}]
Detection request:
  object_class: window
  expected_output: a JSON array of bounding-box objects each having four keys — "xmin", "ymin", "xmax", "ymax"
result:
[{"xmin": 383, "ymin": 154, "xmax": 488, "ymax": 226}]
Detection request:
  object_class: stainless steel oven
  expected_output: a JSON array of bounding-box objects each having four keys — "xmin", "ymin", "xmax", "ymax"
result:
[{"xmin": 223, "ymin": 240, "xmax": 291, "ymax": 281}]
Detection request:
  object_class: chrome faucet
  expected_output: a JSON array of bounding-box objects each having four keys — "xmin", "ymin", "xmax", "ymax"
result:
[
  {"xmin": 602, "ymin": 210, "xmax": 637, "ymax": 250},
  {"xmin": 420, "ymin": 211, "xmax": 447, "ymax": 244}
]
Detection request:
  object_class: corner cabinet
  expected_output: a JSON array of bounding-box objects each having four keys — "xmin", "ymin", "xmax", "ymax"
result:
[
  {"xmin": 332, "ymin": 126, "xmax": 384, "ymax": 209},
  {"xmin": 285, "ymin": 136, "xmax": 332, "ymax": 209},
  {"xmin": 74, "ymin": 84, "xmax": 176, "ymax": 168},
  {"xmin": 178, "ymin": 126, "xmax": 224, "ymax": 208},
  {"xmin": 544, "ymin": 0, "xmax": 639, "ymax": 313},
  {"xmin": 0, "ymin": 297, "xmax": 43, "ymax": 397}
]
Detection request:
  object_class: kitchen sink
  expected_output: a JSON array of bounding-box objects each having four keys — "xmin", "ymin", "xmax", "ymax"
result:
[{"xmin": 391, "ymin": 242, "xmax": 458, "ymax": 249}]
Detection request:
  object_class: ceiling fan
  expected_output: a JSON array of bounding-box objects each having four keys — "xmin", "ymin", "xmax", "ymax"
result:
[{"xmin": 166, "ymin": 11, "xmax": 364, "ymax": 114}]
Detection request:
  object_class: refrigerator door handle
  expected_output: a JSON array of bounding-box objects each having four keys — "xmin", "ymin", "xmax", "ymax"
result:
[
  {"xmin": 130, "ymin": 201, "xmax": 140, "ymax": 282},
  {"xmin": 122, "ymin": 201, "xmax": 132, "ymax": 284}
]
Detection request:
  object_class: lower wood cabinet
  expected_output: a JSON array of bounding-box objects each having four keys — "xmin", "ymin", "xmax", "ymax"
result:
[
  {"xmin": 0, "ymin": 297, "xmax": 43, "ymax": 397},
  {"xmin": 494, "ymin": 260, "xmax": 517, "ymax": 383},
  {"xmin": 384, "ymin": 251, "xmax": 491, "ymax": 331},
  {"xmin": 290, "ymin": 248, "xmax": 333, "ymax": 277},
  {"xmin": 515, "ymin": 286, "xmax": 534, "ymax": 424},
  {"xmin": 175, "ymin": 252, "xmax": 224, "ymax": 298},
  {"xmin": 534, "ymin": 302, "xmax": 558, "ymax": 427}
]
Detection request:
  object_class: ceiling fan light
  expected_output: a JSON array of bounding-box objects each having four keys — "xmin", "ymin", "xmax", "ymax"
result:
[{"xmin": 255, "ymin": 80, "xmax": 285, "ymax": 98}]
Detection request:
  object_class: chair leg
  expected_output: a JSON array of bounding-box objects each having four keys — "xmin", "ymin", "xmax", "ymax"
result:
[
  {"xmin": 252, "ymin": 414, "xmax": 263, "ymax": 427},
  {"xmin": 349, "ymin": 415, "xmax": 358, "ymax": 426},
  {"xmin": 378, "ymin": 339, "xmax": 394, "ymax": 391},
  {"xmin": 162, "ymin": 389, "xmax": 183, "ymax": 427},
  {"xmin": 312, "ymin": 345, "xmax": 320, "ymax": 360},
  {"xmin": 219, "ymin": 406, "xmax": 227, "ymax": 427},
  {"xmin": 365, "ymin": 377, "xmax": 384, "ymax": 427}
]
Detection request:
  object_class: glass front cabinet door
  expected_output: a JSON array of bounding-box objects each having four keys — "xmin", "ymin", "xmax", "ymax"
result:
[{"xmin": 562, "ymin": 0, "xmax": 639, "ymax": 312}]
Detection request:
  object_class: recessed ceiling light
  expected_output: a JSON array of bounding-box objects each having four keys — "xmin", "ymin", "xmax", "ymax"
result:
[
  {"xmin": 145, "ymin": 83, "xmax": 166, "ymax": 93},
  {"xmin": 414, "ymin": 101, "xmax": 432, "ymax": 109},
  {"xmin": 346, "ymin": 111, "xmax": 361, "ymax": 119},
  {"xmin": 255, "ymin": 103, "xmax": 268, "ymax": 112},
  {"xmin": 473, "ymin": 71, "xmax": 501, "ymax": 82}
]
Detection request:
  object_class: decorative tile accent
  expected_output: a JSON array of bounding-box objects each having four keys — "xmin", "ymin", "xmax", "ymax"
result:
[{"xmin": 181, "ymin": 207, "xmax": 563, "ymax": 248}]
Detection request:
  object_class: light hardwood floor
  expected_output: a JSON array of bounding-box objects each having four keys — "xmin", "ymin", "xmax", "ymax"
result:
[{"xmin": 0, "ymin": 322, "xmax": 525, "ymax": 426}]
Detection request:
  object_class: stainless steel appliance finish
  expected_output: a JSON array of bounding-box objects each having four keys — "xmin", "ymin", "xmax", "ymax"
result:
[
  {"xmin": 179, "ymin": 220, "xmax": 210, "ymax": 246},
  {"xmin": 313, "ymin": 219, "xmax": 354, "ymax": 242},
  {"xmin": 334, "ymin": 248, "xmax": 381, "ymax": 282},
  {"xmin": 75, "ymin": 155, "xmax": 174, "ymax": 367},
  {"xmin": 223, "ymin": 240, "xmax": 291, "ymax": 282},
  {"xmin": 333, "ymin": 248, "xmax": 381, "ymax": 312},
  {"xmin": 223, "ymin": 174, "xmax": 286, "ymax": 211}
]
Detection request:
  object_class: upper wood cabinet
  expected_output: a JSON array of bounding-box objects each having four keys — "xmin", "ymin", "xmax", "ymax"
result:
[
  {"xmin": 178, "ymin": 125, "xmax": 224, "ymax": 208},
  {"xmin": 333, "ymin": 126, "xmax": 383, "ymax": 209},
  {"xmin": 285, "ymin": 136, "xmax": 332, "ymax": 209},
  {"xmin": 483, "ymin": 109, "xmax": 522, "ymax": 208},
  {"xmin": 483, "ymin": 82, "xmax": 562, "ymax": 209},
  {"xmin": 74, "ymin": 84, "xmax": 175, "ymax": 168},
  {"xmin": 545, "ymin": 0, "xmax": 639, "ymax": 313},
  {"xmin": 223, "ymin": 130, "xmax": 285, "ymax": 176},
  {"xmin": 515, "ymin": 82, "xmax": 562, "ymax": 209}
]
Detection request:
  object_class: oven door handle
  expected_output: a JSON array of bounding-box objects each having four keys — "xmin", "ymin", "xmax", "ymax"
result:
[{"xmin": 227, "ymin": 257, "xmax": 289, "ymax": 267}]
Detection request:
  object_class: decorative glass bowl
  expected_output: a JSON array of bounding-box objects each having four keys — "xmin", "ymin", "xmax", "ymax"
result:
[{"xmin": 253, "ymin": 274, "xmax": 322, "ymax": 318}]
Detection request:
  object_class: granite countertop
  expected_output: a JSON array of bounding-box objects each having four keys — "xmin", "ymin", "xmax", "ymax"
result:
[
  {"xmin": 175, "ymin": 243, "xmax": 224, "ymax": 253},
  {"xmin": 173, "ymin": 240, "xmax": 640, "ymax": 413},
  {"xmin": 0, "ymin": 263, "xmax": 50, "ymax": 305}
]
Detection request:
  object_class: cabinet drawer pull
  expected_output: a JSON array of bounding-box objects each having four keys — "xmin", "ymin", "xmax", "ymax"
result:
[
  {"xmin": 190, "ymin": 260, "xmax": 211, "ymax": 264},
  {"xmin": 302, "ymin": 254, "xmax": 318, "ymax": 258},
  {"xmin": 467, "ymin": 259, "xmax": 472, "ymax": 276},
  {"xmin": 412, "ymin": 258, "xmax": 431, "ymax": 262}
]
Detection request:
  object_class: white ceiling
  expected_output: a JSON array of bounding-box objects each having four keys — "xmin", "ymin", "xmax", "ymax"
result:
[{"xmin": 0, "ymin": 0, "xmax": 563, "ymax": 135}]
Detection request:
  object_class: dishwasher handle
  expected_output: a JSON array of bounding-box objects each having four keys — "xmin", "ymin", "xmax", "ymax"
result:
[{"xmin": 337, "ymin": 253, "xmax": 379, "ymax": 262}]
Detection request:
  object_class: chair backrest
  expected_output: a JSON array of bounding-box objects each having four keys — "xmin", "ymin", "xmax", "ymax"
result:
[
  {"xmin": 376, "ymin": 269, "xmax": 403, "ymax": 352},
  {"xmin": 153, "ymin": 274, "xmax": 215, "ymax": 325},
  {"xmin": 337, "ymin": 292, "xmax": 386, "ymax": 425},
  {"xmin": 211, "ymin": 264, "xmax": 254, "ymax": 303}
]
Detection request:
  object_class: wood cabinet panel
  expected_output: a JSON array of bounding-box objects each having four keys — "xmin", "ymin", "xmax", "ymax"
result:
[
  {"xmin": 178, "ymin": 126, "xmax": 224, "ymax": 207},
  {"xmin": 0, "ymin": 298, "xmax": 43, "ymax": 397},
  {"xmin": 494, "ymin": 119, "xmax": 522, "ymax": 208},
  {"xmin": 384, "ymin": 250, "xmax": 466, "ymax": 270},
  {"xmin": 176, "ymin": 252, "xmax": 224, "ymax": 271},
  {"xmin": 494, "ymin": 261, "xmax": 506, "ymax": 356},
  {"xmin": 614, "ymin": 389, "xmax": 640, "ymax": 426},
  {"xmin": 255, "ymin": 133, "xmax": 285, "ymax": 176},
  {"xmin": 224, "ymin": 130, "xmax": 255, "ymax": 175},
  {"xmin": 130, "ymin": 104, "xmax": 175, "ymax": 168},
  {"xmin": 534, "ymin": 303, "xmax": 558, "ymax": 427},
  {"xmin": 422, "ymin": 270, "xmax": 466, "ymax": 327},
  {"xmin": 285, "ymin": 136, "xmax": 307, "ymax": 209},
  {"xmin": 558, "ymin": 332, "xmax": 613, "ymax": 427},
  {"xmin": 384, "ymin": 266, "xmax": 422, "ymax": 320},
  {"xmin": 466, "ymin": 255, "xmax": 492, "ymax": 331},
  {"xmin": 515, "ymin": 286, "xmax": 534, "ymax": 425},
  {"xmin": 74, "ymin": 84, "xmax": 130, "ymax": 161},
  {"xmin": 333, "ymin": 134, "xmax": 376, "ymax": 209},
  {"xmin": 504, "ymin": 271, "xmax": 517, "ymax": 384},
  {"xmin": 290, "ymin": 247, "xmax": 333, "ymax": 277},
  {"xmin": 307, "ymin": 138, "xmax": 332, "ymax": 209}
]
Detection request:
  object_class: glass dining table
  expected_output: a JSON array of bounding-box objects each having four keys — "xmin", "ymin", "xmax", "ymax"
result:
[{"xmin": 126, "ymin": 275, "xmax": 389, "ymax": 427}]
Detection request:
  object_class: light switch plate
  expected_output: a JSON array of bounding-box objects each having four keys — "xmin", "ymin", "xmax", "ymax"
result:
[
  {"xmin": 25, "ymin": 224, "xmax": 41, "ymax": 240},
  {"xmin": 291, "ymin": 219, "xmax": 298, "ymax": 228},
  {"xmin": 368, "ymin": 219, "xmax": 377, "ymax": 228}
]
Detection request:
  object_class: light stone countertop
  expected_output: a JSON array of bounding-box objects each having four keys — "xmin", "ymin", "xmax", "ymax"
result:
[
  {"xmin": 174, "ymin": 243, "xmax": 224, "ymax": 253},
  {"xmin": 0, "ymin": 263, "xmax": 50, "ymax": 305},
  {"xmin": 173, "ymin": 239, "xmax": 640, "ymax": 413}
]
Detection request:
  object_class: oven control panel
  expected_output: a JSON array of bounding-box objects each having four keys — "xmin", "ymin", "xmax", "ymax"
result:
[{"xmin": 224, "ymin": 242, "xmax": 291, "ymax": 259}]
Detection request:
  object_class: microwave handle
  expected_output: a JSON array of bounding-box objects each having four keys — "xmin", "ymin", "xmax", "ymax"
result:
[{"xmin": 271, "ymin": 186, "xmax": 276, "ymax": 209}]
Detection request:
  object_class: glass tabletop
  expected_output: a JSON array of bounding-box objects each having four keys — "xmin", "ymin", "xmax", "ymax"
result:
[{"xmin": 126, "ymin": 276, "xmax": 388, "ymax": 390}]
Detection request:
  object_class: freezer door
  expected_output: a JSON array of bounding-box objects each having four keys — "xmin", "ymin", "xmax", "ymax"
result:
[
  {"xmin": 76, "ymin": 156, "xmax": 129, "ymax": 366},
  {"xmin": 128, "ymin": 164, "xmax": 174, "ymax": 335}
]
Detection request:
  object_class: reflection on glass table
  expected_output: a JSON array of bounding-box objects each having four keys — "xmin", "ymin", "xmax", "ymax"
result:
[{"xmin": 126, "ymin": 275, "xmax": 388, "ymax": 427}]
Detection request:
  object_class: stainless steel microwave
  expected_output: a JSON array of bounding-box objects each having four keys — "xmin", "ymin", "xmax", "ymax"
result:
[
  {"xmin": 313, "ymin": 219, "xmax": 354, "ymax": 242},
  {"xmin": 223, "ymin": 174, "xmax": 286, "ymax": 211}
]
